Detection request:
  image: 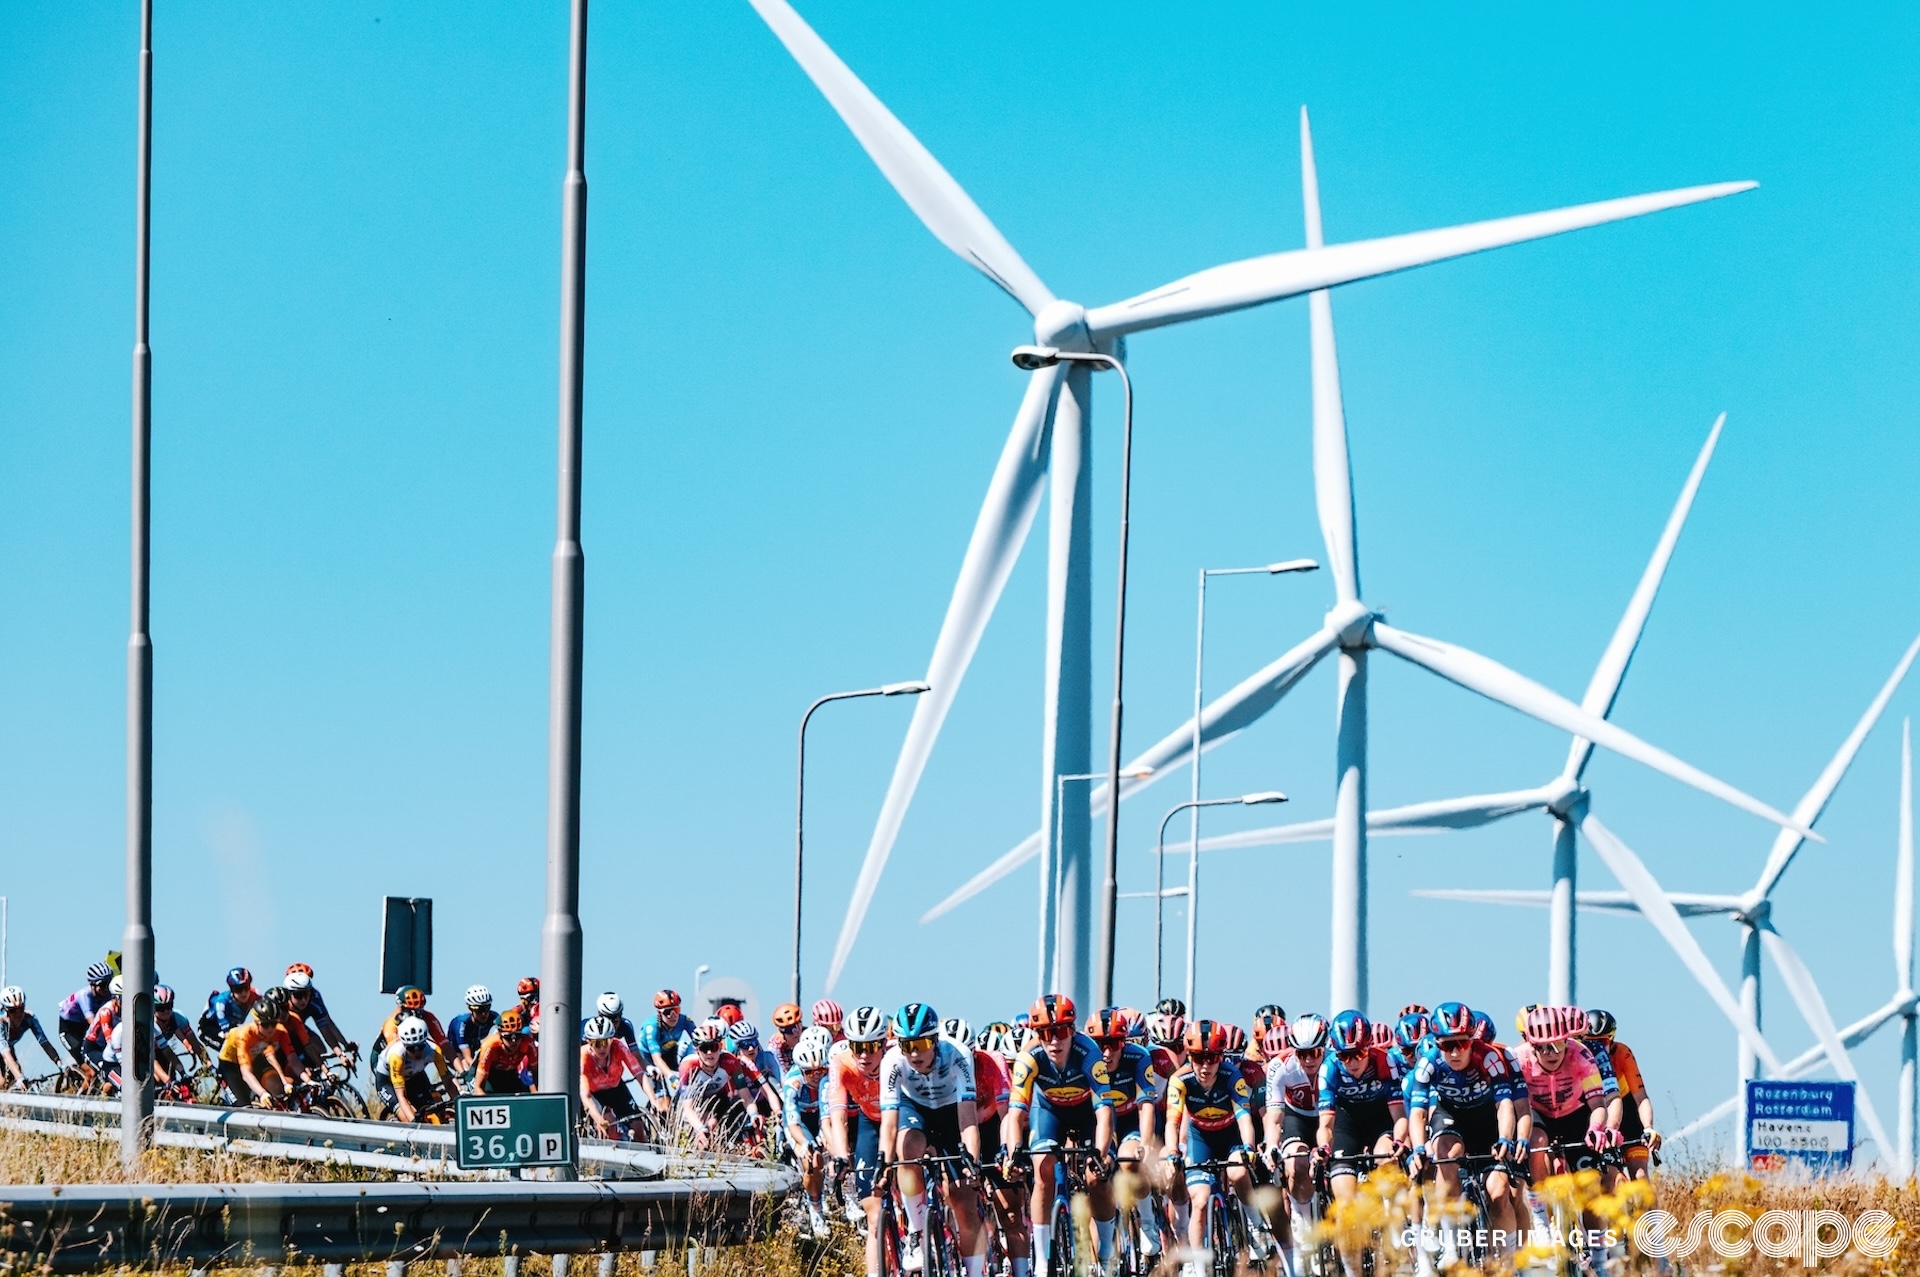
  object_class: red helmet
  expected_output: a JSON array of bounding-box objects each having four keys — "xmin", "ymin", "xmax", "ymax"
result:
[
  {"xmin": 1146, "ymin": 1011, "xmax": 1187, "ymax": 1047},
  {"xmin": 811, "ymin": 998, "xmax": 844, "ymax": 1028},
  {"xmin": 285, "ymin": 962, "xmax": 314, "ymax": 980},
  {"xmin": 1222, "ymin": 1023, "xmax": 1249, "ymax": 1055},
  {"xmin": 1252, "ymin": 1006, "xmax": 1287, "ymax": 1039},
  {"xmin": 653, "ymin": 988, "xmax": 681, "ymax": 1011},
  {"xmin": 1029, "ymin": 993, "xmax": 1076, "ymax": 1030},
  {"xmin": 1368, "ymin": 1020, "xmax": 1396, "ymax": 1050},
  {"xmin": 1183, "ymin": 1019, "xmax": 1229, "ymax": 1055},
  {"xmin": 1398, "ymin": 1003, "xmax": 1430, "ymax": 1019},
  {"xmin": 714, "ymin": 1002, "xmax": 743, "ymax": 1026},
  {"xmin": 1260, "ymin": 1024, "xmax": 1291, "ymax": 1060},
  {"xmin": 1085, "ymin": 1008, "xmax": 1129, "ymax": 1043},
  {"xmin": 518, "ymin": 976, "xmax": 540, "ymax": 998}
]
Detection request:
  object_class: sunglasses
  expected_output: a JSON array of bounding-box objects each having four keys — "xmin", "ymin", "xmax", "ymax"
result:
[
  {"xmin": 1038, "ymin": 1025, "xmax": 1075, "ymax": 1042},
  {"xmin": 1535, "ymin": 1039, "xmax": 1566, "ymax": 1053},
  {"xmin": 697, "ymin": 1042, "xmax": 721, "ymax": 1053},
  {"xmin": 1297, "ymin": 1046, "xmax": 1324, "ymax": 1057},
  {"xmin": 1337, "ymin": 1047, "xmax": 1367, "ymax": 1060},
  {"xmin": 1093, "ymin": 1036, "xmax": 1125, "ymax": 1049},
  {"xmin": 1190, "ymin": 1051, "xmax": 1222, "ymax": 1065},
  {"xmin": 851, "ymin": 1040, "xmax": 885, "ymax": 1056},
  {"xmin": 901, "ymin": 1035, "xmax": 937, "ymax": 1053},
  {"xmin": 1439, "ymin": 1037, "xmax": 1473, "ymax": 1052},
  {"xmin": 775, "ymin": 1024, "xmax": 801, "ymax": 1035}
]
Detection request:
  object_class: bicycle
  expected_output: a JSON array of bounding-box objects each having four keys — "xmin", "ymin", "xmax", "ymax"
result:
[
  {"xmin": 1419, "ymin": 1152, "xmax": 1513, "ymax": 1272},
  {"xmin": 1308, "ymin": 1147, "xmax": 1399, "ymax": 1277},
  {"xmin": 1180, "ymin": 1156, "xmax": 1272, "ymax": 1277},
  {"xmin": 891, "ymin": 1153, "xmax": 978, "ymax": 1277}
]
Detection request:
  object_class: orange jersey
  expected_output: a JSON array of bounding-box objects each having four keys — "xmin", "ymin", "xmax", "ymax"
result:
[
  {"xmin": 219, "ymin": 1020, "xmax": 293, "ymax": 1068},
  {"xmin": 381, "ymin": 1009, "xmax": 447, "ymax": 1050},
  {"xmin": 1603, "ymin": 1041, "xmax": 1645, "ymax": 1097},
  {"xmin": 827, "ymin": 1050, "xmax": 882, "ymax": 1121}
]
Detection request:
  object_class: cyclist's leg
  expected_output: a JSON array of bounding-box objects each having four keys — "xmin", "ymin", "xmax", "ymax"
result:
[
  {"xmin": 1026, "ymin": 1098, "xmax": 1065, "ymax": 1273},
  {"xmin": 852, "ymin": 1110, "xmax": 886, "ymax": 1277}
]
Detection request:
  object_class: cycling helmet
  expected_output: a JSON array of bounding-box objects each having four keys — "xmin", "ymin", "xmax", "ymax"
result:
[
  {"xmin": 87, "ymin": 961, "xmax": 114, "ymax": 985},
  {"xmin": 845, "ymin": 1006, "xmax": 888, "ymax": 1044},
  {"xmin": 465, "ymin": 984, "xmax": 493, "ymax": 1009},
  {"xmin": 498, "ymin": 1007, "xmax": 526, "ymax": 1034},
  {"xmin": 1398, "ymin": 1003, "xmax": 1431, "ymax": 1019},
  {"xmin": 1028, "ymin": 993, "xmax": 1076, "ymax": 1030},
  {"xmin": 1584, "ymin": 1009, "xmax": 1618, "ymax": 1042},
  {"xmin": 1154, "ymin": 996, "xmax": 1187, "ymax": 1019},
  {"xmin": 1368, "ymin": 1020, "xmax": 1395, "ymax": 1050},
  {"xmin": 691, "ymin": 1019, "xmax": 727, "ymax": 1048},
  {"xmin": 726, "ymin": 1021, "xmax": 760, "ymax": 1051},
  {"xmin": 396, "ymin": 985, "xmax": 425, "ymax": 1010},
  {"xmin": 1252, "ymin": 1006, "xmax": 1288, "ymax": 1040},
  {"xmin": 584, "ymin": 1015, "xmax": 619, "ymax": 1041},
  {"xmin": 1146, "ymin": 1011, "xmax": 1186, "ymax": 1046},
  {"xmin": 794, "ymin": 1036, "xmax": 830, "ymax": 1070},
  {"xmin": 110, "ymin": 975, "xmax": 125, "ymax": 997},
  {"xmin": 286, "ymin": 962, "xmax": 315, "ymax": 979},
  {"xmin": 772, "ymin": 1002, "xmax": 804, "ymax": 1030},
  {"xmin": 811, "ymin": 998, "xmax": 844, "ymax": 1029},
  {"xmin": 1121, "ymin": 1008, "xmax": 1148, "ymax": 1042},
  {"xmin": 1289, "ymin": 1014, "xmax": 1331, "ymax": 1052},
  {"xmin": 1396, "ymin": 1010, "xmax": 1433, "ymax": 1049},
  {"xmin": 1471, "ymin": 1010, "xmax": 1497, "ymax": 1043},
  {"xmin": 1329, "ymin": 1010, "xmax": 1370, "ymax": 1054},
  {"xmin": 1183, "ymin": 1019, "xmax": 1229, "ymax": 1055},
  {"xmin": 979, "ymin": 1022, "xmax": 1020, "ymax": 1056},
  {"xmin": 892, "ymin": 1002, "xmax": 939, "ymax": 1040},
  {"xmin": 715, "ymin": 1002, "xmax": 744, "ymax": 1026},
  {"xmin": 518, "ymin": 977, "xmax": 540, "ymax": 998},
  {"xmin": 1084, "ymin": 1008, "xmax": 1129, "ymax": 1042},
  {"xmin": 1522, "ymin": 1005, "xmax": 1569, "ymax": 1045},
  {"xmin": 153, "ymin": 984, "xmax": 174, "ymax": 1009},
  {"xmin": 798, "ymin": 1025, "xmax": 835, "ymax": 1056},
  {"xmin": 1515, "ymin": 1004, "xmax": 1539, "ymax": 1040},
  {"xmin": 940, "ymin": 1016, "xmax": 973, "ymax": 1045},
  {"xmin": 283, "ymin": 970, "xmax": 313, "ymax": 992},
  {"xmin": 1430, "ymin": 1002, "xmax": 1473, "ymax": 1040},
  {"xmin": 596, "ymin": 992, "xmax": 624, "ymax": 1018},
  {"xmin": 0, "ymin": 986, "xmax": 23, "ymax": 1010},
  {"xmin": 397, "ymin": 1016, "xmax": 430, "ymax": 1047},
  {"xmin": 1221, "ymin": 1023, "xmax": 1248, "ymax": 1056},
  {"xmin": 226, "ymin": 966, "xmax": 252, "ymax": 991},
  {"xmin": 1260, "ymin": 1024, "xmax": 1291, "ymax": 1060}
]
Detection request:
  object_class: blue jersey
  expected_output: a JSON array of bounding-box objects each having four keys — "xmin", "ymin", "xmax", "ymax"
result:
[
  {"xmin": 781, "ymin": 1063, "xmax": 824, "ymax": 1119},
  {"xmin": 1583, "ymin": 1038, "xmax": 1621, "ymax": 1095},
  {"xmin": 639, "ymin": 1013, "xmax": 694, "ymax": 1070},
  {"xmin": 1008, "ymin": 1034, "xmax": 1113, "ymax": 1111},
  {"xmin": 208, "ymin": 991, "xmax": 254, "ymax": 1034},
  {"xmin": 1095, "ymin": 1042, "xmax": 1163, "ymax": 1115},
  {"xmin": 4, "ymin": 1011, "xmax": 55, "ymax": 1054},
  {"xmin": 578, "ymin": 1014, "xmax": 639, "ymax": 1049},
  {"xmin": 448, "ymin": 1010, "xmax": 497, "ymax": 1056},
  {"xmin": 1316, "ymin": 1046, "xmax": 1401, "ymax": 1112},
  {"xmin": 1404, "ymin": 1039, "xmax": 1515, "ymax": 1113}
]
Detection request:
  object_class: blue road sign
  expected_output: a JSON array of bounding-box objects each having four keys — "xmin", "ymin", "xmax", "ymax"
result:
[{"xmin": 1746, "ymin": 1079, "xmax": 1854, "ymax": 1173}]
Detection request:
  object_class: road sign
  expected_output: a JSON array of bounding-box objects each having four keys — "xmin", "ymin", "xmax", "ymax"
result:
[
  {"xmin": 1746, "ymin": 1079, "xmax": 1854, "ymax": 1173},
  {"xmin": 455, "ymin": 1094, "xmax": 575, "ymax": 1171}
]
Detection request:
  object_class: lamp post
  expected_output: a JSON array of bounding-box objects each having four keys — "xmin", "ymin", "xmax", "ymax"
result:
[
  {"xmin": 1187, "ymin": 559, "xmax": 1318, "ymax": 1008},
  {"xmin": 1011, "ymin": 344, "xmax": 1134, "ymax": 1008},
  {"xmin": 794, "ymin": 681, "xmax": 929, "ymax": 1003},
  {"xmin": 693, "ymin": 964, "xmax": 710, "ymax": 1012},
  {"xmin": 1045, "ymin": 768, "xmax": 1151, "ymax": 997},
  {"xmin": 1155, "ymin": 792, "xmax": 1288, "ymax": 1003}
]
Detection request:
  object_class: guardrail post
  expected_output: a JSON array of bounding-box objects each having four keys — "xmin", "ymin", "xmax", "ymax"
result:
[
  {"xmin": 388, "ymin": 1260, "xmax": 406, "ymax": 1277},
  {"xmin": 448, "ymin": 1259, "xmax": 463, "ymax": 1277},
  {"xmin": 324, "ymin": 1265, "xmax": 345, "ymax": 1277},
  {"xmin": 553, "ymin": 1255, "xmax": 570, "ymax": 1277},
  {"xmin": 640, "ymin": 1251, "xmax": 657, "ymax": 1271},
  {"xmin": 504, "ymin": 1257, "xmax": 521, "ymax": 1277},
  {"xmin": 597, "ymin": 1255, "xmax": 615, "ymax": 1277}
]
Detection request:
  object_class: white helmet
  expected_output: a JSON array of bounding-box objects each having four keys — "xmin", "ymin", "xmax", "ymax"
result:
[
  {"xmin": 397, "ymin": 1016, "xmax": 431, "ymax": 1048},
  {"xmin": 465, "ymin": 984, "xmax": 493, "ymax": 1009},
  {"xmin": 940, "ymin": 1016, "xmax": 973, "ymax": 1045},
  {"xmin": 0, "ymin": 986, "xmax": 23, "ymax": 1010},
  {"xmin": 794, "ymin": 1036, "xmax": 830, "ymax": 1069},
  {"xmin": 110, "ymin": 975, "xmax": 125, "ymax": 996},
  {"xmin": 846, "ymin": 1006, "xmax": 888, "ymax": 1044},
  {"xmin": 798, "ymin": 1025, "xmax": 834, "ymax": 1057},
  {"xmin": 596, "ymin": 991, "xmax": 624, "ymax": 1018},
  {"xmin": 283, "ymin": 970, "xmax": 313, "ymax": 992},
  {"xmin": 584, "ymin": 1014, "xmax": 619, "ymax": 1041}
]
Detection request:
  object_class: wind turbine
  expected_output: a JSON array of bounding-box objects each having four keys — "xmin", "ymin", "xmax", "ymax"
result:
[
  {"xmin": 747, "ymin": 0, "xmax": 1761, "ymax": 997},
  {"xmin": 1671, "ymin": 719, "xmax": 1917, "ymax": 1173},
  {"xmin": 916, "ymin": 110, "xmax": 1803, "ymax": 1015},
  {"xmin": 1417, "ymin": 643, "xmax": 1919, "ymax": 1166}
]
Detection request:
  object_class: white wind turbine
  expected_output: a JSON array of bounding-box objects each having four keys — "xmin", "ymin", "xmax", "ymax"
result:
[
  {"xmin": 917, "ymin": 109, "xmax": 1809, "ymax": 1016},
  {"xmin": 748, "ymin": 0, "xmax": 1761, "ymax": 996},
  {"xmin": 1671, "ymin": 719, "xmax": 1917, "ymax": 1174},
  {"xmin": 1417, "ymin": 641, "xmax": 1919, "ymax": 1166}
]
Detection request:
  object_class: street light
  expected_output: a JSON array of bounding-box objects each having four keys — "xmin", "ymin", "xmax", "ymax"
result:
[
  {"xmin": 1045, "ymin": 768, "xmax": 1151, "ymax": 996},
  {"xmin": 693, "ymin": 964, "xmax": 710, "ymax": 1011},
  {"xmin": 1185, "ymin": 559, "xmax": 1318, "ymax": 1007},
  {"xmin": 1155, "ymin": 792, "xmax": 1288, "ymax": 1002},
  {"xmin": 794, "ymin": 680, "xmax": 930, "ymax": 1003},
  {"xmin": 1010, "ymin": 344, "xmax": 1136, "ymax": 1008}
]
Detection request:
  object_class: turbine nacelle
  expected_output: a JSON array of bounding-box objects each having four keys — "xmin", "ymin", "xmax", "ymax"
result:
[
  {"xmin": 1541, "ymin": 774, "xmax": 1586, "ymax": 820},
  {"xmin": 1032, "ymin": 300, "xmax": 1094, "ymax": 353},
  {"xmin": 1326, "ymin": 599, "xmax": 1376, "ymax": 649}
]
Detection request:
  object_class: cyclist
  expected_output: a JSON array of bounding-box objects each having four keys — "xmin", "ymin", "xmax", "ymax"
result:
[
  {"xmin": 151, "ymin": 985, "xmax": 210, "ymax": 1087},
  {"xmin": 1005, "ymin": 993, "xmax": 1115, "ymax": 1277},
  {"xmin": 678, "ymin": 1019, "xmax": 773, "ymax": 1149},
  {"xmin": 1389, "ymin": 1009, "xmax": 1430, "ymax": 1076},
  {"xmin": 199, "ymin": 967, "xmax": 259, "ymax": 1045},
  {"xmin": 83, "ymin": 976, "xmax": 125, "ymax": 1066},
  {"xmin": 276, "ymin": 970, "xmax": 337, "ymax": 1074},
  {"xmin": 1145, "ymin": 1010, "xmax": 1186, "ymax": 1082},
  {"xmin": 1581, "ymin": 1010, "xmax": 1658, "ymax": 1179},
  {"xmin": 880, "ymin": 1002, "xmax": 984, "ymax": 1276},
  {"xmin": 516, "ymin": 976, "xmax": 542, "ymax": 1039},
  {"xmin": 374, "ymin": 987, "xmax": 447, "ymax": 1069},
  {"xmin": 474, "ymin": 1005, "xmax": 538, "ymax": 1095},
  {"xmin": 1314, "ymin": 1011, "xmax": 1406, "ymax": 1209},
  {"xmin": 1402, "ymin": 1002, "xmax": 1520, "ymax": 1257},
  {"xmin": 1166, "ymin": 1020, "xmax": 1268, "ymax": 1276},
  {"xmin": 811, "ymin": 998, "xmax": 847, "ymax": 1043},
  {"xmin": 378, "ymin": 1015, "xmax": 458, "ymax": 1123},
  {"xmin": 966, "ymin": 1020, "xmax": 1030, "ymax": 1277},
  {"xmin": 283, "ymin": 963, "xmax": 354, "ymax": 1056},
  {"xmin": 586, "ymin": 992, "xmax": 639, "ymax": 1049},
  {"xmin": 1513, "ymin": 1007, "xmax": 1613, "ymax": 1188},
  {"xmin": 829, "ymin": 1006, "xmax": 890, "ymax": 1277},
  {"xmin": 1087, "ymin": 1007, "xmax": 1166, "ymax": 1258},
  {"xmin": 1154, "ymin": 997, "xmax": 1187, "ymax": 1020},
  {"xmin": 1261, "ymin": 1015, "xmax": 1327, "ymax": 1273},
  {"xmin": 447, "ymin": 985, "xmax": 499, "ymax": 1080},
  {"xmin": 57, "ymin": 962, "xmax": 115, "ymax": 1066},
  {"xmin": 219, "ymin": 988, "xmax": 298, "ymax": 1108},
  {"xmin": 641, "ymin": 989, "xmax": 694, "ymax": 1088},
  {"xmin": 728, "ymin": 1021, "xmax": 786, "ymax": 1125},
  {"xmin": 783, "ymin": 1032, "xmax": 833, "ymax": 1237},
  {"xmin": 581, "ymin": 1013, "xmax": 646, "ymax": 1138},
  {"xmin": 770, "ymin": 1002, "xmax": 805, "ymax": 1069},
  {"xmin": 1, "ymin": 986, "xmax": 62, "ymax": 1087}
]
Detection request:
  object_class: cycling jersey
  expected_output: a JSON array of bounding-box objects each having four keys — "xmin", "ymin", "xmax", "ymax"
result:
[
  {"xmin": 152, "ymin": 1011, "xmax": 200, "ymax": 1053},
  {"xmin": 1404, "ymin": 1039, "xmax": 1515, "ymax": 1113},
  {"xmin": 379, "ymin": 1009, "xmax": 448, "ymax": 1051},
  {"xmin": 84, "ymin": 1001, "xmax": 122, "ymax": 1048},
  {"xmin": 59, "ymin": 987, "xmax": 111, "ymax": 1030},
  {"xmin": 743, "ymin": 1044, "xmax": 784, "ymax": 1087},
  {"xmin": 1590, "ymin": 1039, "xmax": 1643, "ymax": 1095},
  {"xmin": 475, "ymin": 1032, "xmax": 539, "ymax": 1087},
  {"xmin": 581, "ymin": 1040, "xmax": 642, "ymax": 1093},
  {"xmin": 1239, "ymin": 1055, "xmax": 1268, "ymax": 1110},
  {"xmin": 1261, "ymin": 1049, "xmax": 1318, "ymax": 1116},
  {"xmin": 4, "ymin": 1010, "xmax": 56, "ymax": 1056},
  {"xmin": 826, "ymin": 1050, "xmax": 883, "ymax": 1122},
  {"xmin": 640, "ymin": 1013, "xmax": 694, "ymax": 1070},
  {"xmin": 1510, "ymin": 1040, "xmax": 1604, "ymax": 1120},
  {"xmin": 677, "ymin": 1049, "xmax": 763, "ymax": 1110},
  {"xmin": 1008, "ymin": 1034, "xmax": 1113, "ymax": 1111},
  {"xmin": 1094, "ymin": 1042, "xmax": 1163, "ymax": 1117},
  {"xmin": 1166, "ymin": 1061, "xmax": 1251, "ymax": 1133},
  {"xmin": 1316, "ymin": 1047, "xmax": 1401, "ymax": 1112},
  {"xmin": 1149, "ymin": 1044, "xmax": 1181, "ymax": 1085},
  {"xmin": 447, "ymin": 1010, "xmax": 497, "ymax": 1058},
  {"xmin": 220, "ymin": 1021, "xmax": 294, "ymax": 1069},
  {"xmin": 782, "ymin": 1063, "xmax": 826, "ymax": 1124},
  {"xmin": 1584, "ymin": 1037, "xmax": 1620, "ymax": 1095},
  {"xmin": 879, "ymin": 1039, "xmax": 975, "ymax": 1112},
  {"xmin": 971, "ymin": 1048, "xmax": 1011, "ymax": 1122},
  {"xmin": 384, "ymin": 1040, "xmax": 451, "ymax": 1085},
  {"xmin": 205, "ymin": 989, "xmax": 258, "ymax": 1036},
  {"xmin": 579, "ymin": 1014, "xmax": 640, "ymax": 1049}
]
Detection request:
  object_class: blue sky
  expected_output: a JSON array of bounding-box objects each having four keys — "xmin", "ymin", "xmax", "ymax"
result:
[{"xmin": 2, "ymin": 1, "xmax": 1916, "ymax": 1158}]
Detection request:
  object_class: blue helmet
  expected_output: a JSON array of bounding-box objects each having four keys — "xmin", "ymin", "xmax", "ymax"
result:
[
  {"xmin": 226, "ymin": 966, "xmax": 253, "ymax": 991},
  {"xmin": 725, "ymin": 1020, "xmax": 760, "ymax": 1051},
  {"xmin": 86, "ymin": 961, "xmax": 113, "ymax": 985},
  {"xmin": 892, "ymin": 1002, "xmax": 939, "ymax": 1040},
  {"xmin": 1430, "ymin": 1002, "xmax": 1474, "ymax": 1039},
  {"xmin": 1395, "ymin": 1010, "xmax": 1433, "ymax": 1049},
  {"xmin": 1471, "ymin": 1010, "xmax": 1497, "ymax": 1043},
  {"xmin": 1329, "ymin": 1010, "xmax": 1370, "ymax": 1054}
]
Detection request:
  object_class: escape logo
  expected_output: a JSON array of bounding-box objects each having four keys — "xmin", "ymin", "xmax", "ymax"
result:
[{"xmin": 1631, "ymin": 1209, "xmax": 1898, "ymax": 1266}]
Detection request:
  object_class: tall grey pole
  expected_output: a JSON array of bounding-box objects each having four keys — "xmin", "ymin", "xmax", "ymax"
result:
[
  {"xmin": 1091, "ymin": 355, "xmax": 1133, "ymax": 1011},
  {"xmin": 1548, "ymin": 816, "xmax": 1578, "ymax": 1005},
  {"xmin": 1735, "ymin": 921, "xmax": 1762, "ymax": 1164},
  {"xmin": 794, "ymin": 683, "xmax": 926, "ymax": 1005},
  {"xmin": 121, "ymin": 0, "xmax": 157, "ymax": 1171},
  {"xmin": 538, "ymin": 0, "xmax": 589, "ymax": 1145}
]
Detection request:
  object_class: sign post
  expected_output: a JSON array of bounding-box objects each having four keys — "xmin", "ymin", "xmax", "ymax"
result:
[
  {"xmin": 1746, "ymin": 1079, "xmax": 1855, "ymax": 1174},
  {"xmin": 455, "ymin": 1094, "xmax": 576, "ymax": 1173}
]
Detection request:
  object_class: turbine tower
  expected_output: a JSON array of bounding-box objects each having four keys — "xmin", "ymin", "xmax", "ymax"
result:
[{"xmin": 748, "ymin": 0, "xmax": 1760, "ymax": 997}]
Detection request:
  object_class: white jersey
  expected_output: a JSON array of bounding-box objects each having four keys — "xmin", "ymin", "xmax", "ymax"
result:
[
  {"xmin": 1262, "ymin": 1048, "xmax": 1317, "ymax": 1116},
  {"xmin": 880, "ymin": 1040, "xmax": 975, "ymax": 1112}
]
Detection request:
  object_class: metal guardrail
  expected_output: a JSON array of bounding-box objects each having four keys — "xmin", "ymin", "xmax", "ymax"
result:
[{"xmin": 0, "ymin": 1174, "xmax": 794, "ymax": 1272}]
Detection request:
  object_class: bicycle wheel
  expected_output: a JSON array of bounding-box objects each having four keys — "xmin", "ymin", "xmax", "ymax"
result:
[
  {"xmin": 926, "ymin": 1197, "xmax": 964, "ymax": 1277},
  {"xmin": 1206, "ymin": 1191, "xmax": 1232, "ymax": 1277},
  {"xmin": 879, "ymin": 1203, "xmax": 908, "ymax": 1277},
  {"xmin": 1050, "ymin": 1193, "xmax": 1076, "ymax": 1277},
  {"xmin": 328, "ymin": 1079, "xmax": 369, "ymax": 1118}
]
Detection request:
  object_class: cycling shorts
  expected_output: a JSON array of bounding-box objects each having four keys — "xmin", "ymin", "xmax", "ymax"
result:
[
  {"xmin": 790, "ymin": 1107, "xmax": 822, "ymax": 1145},
  {"xmin": 977, "ymin": 1113, "xmax": 1003, "ymax": 1163},
  {"xmin": 592, "ymin": 1085, "xmax": 639, "ymax": 1121},
  {"xmin": 895, "ymin": 1096, "xmax": 966, "ymax": 1157},
  {"xmin": 217, "ymin": 1059, "xmax": 251, "ymax": 1101},
  {"xmin": 375, "ymin": 1070, "xmax": 437, "ymax": 1111},
  {"xmin": 481, "ymin": 1069, "xmax": 531, "ymax": 1095},
  {"xmin": 1327, "ymin": 1100, "xmax": 1395, "ymax": 1177},
  {"xmin": 1028, "ymin": 1096, "xmax": 1096, "ymax": 1152},
  {"xmin": 1426, "ymin": 1102, "xmax": 1499, "ymax": 1157},
  {"xmin": 851, "ymin": 1109, "xmax": 883, "ymax": 1199},
  {"xmin": 1278, "ymin": 1109, "xmax": 1317, "ymax": 1149},
  {"xmin": 1534, "ymin": 1107, "xmax": 1595, "ymax": 1157},
  {"xmin": 1183, "ymin": 1123, "xmax": 1241, "ymax": 1187}
]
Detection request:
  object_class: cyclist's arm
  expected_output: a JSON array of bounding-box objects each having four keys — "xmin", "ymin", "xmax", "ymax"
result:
[
  {"xmin": 958, "ymin": 1098, "xmax": 981, "ymax": 1160},
  {"xmin": 1315, "ymin": 1109, "xmax": 1334, "ymax": 1148},
  {"xmin": 0, "ymin": 1044, "xmax": 22, "ymax": 1087},
  {"xmin": 1495, "ymin": 1096, "xmax": 1516, "ymax": 1143}
]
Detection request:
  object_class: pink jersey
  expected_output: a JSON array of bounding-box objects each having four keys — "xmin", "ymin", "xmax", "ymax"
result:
[{"xmin": 1512, "ymin": 1040, "xmax": 1604, "ymax": 1119}]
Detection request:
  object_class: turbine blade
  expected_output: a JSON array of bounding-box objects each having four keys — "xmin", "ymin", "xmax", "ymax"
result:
[
  {"xmin": 1373, "ymin": 621, "xmax": 1817, "ymax": 839},
  {"xmin": 746, "ymin": 0, "xmax": 1054, "ymax": 315},
  {"xmin": 1672, "ymin": 1094, "xmax": 1741, "ymax": 1142},
  {"xmin": 1564, "ymin": 413, "xmax": 1725, "ymax": 783},
  {"xmin": 1900, "ymin": 719, "xmax": 1914, "ymax": 986},
  {"xmin": 1757, "ymin": 924, "xmax": 1895, "ymax": 1160},
  {"xmin": 1411, "ymin": 889, "xmax": 1556, "ymax": 908},
  {"xmin": 1580, "ymin": 812, "xmax": 1782, "ymax": 1073},
  {"xmin": 1752, "ymin": 632, "xmax": 1920, "ymax": 900},
  {"xmin": 919, "ymin": 624, "xmax": 1341, "ymax": 922},
  {"xmin": 1196, "ymin": 787, "xmax": 1551, "ymax": 853},
  {"xmin": 1299, "ymin": 109, "xmax": 1359, "ymax": 604},
  {"xmin": 1084, "ymin": 181, "xmax": 1757, "ymax": 339},
  {"xmin": 824, "ymin": 366, "xmax": 1063, "ymax": 989}
]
